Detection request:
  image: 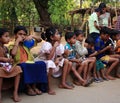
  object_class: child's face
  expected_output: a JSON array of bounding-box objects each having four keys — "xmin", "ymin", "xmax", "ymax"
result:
[
  {"xmin": 102, "ymin": 7, "xmax": 107, "ymax": 14},
  {"xmin": 15, "ymin": 30, "xmax": 27, "ymax": 41},
  {"xmin": 101, "ymin": 34, "xmax": 109, "ymax": 41},
  {"xmin": 0, "ymin": 32, "xmax": 10, "ymax": 44},
  {"xmin": 115, "ymin": 34, "xmax": 120, "ymax": 40},
  {"xmin": 68, "ymin": 35, "xmax": 76, "ymax": 44},
  {"xmin": 51, "ymin": 30, "xmax": 60, "ymax": 42},
  {"xmin": 76, "ymin": 34, "xmax": 84, "ymax": 42},
  {"xmin": 86, "ymin": 43, "xmax": 94, "ymax": 49}
]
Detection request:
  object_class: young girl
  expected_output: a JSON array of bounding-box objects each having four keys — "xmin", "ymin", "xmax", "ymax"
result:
[
  {"xmin": 35, "ymin": 27, "xmax": 73, "ymax": 95},
  {"xmin": 10, "ymin": 26, "xmax": 47, "ymax": 96},
  {"xmin": 0, "ymin": 28, "xmax": 22, "ymax": 103}
]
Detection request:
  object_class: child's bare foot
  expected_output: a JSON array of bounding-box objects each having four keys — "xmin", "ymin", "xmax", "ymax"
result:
[
  {"xmin": 48, "ymin": 90, "xmax": 56, "ymax": 95},
  {"xmin": 59, "ymin": 83, "xmax": 73, "ymax": 89},
  {"xmin": 33, "ymin": 88, "xmax": 42, "ymax": 95},
  {"xmin": 106, "ymin": 75, "xmax": 116, "ymax": 80},
  {"xmin": 116, "ymin": 74, "xmax": 120, "ymax": 78},
  {"xmin": 12, "ymin": 93, "xmax": 21, "ymax": 102},
  {"xmin": 73, "ymin": 80, "xmax": 81, "ymax": 86}
]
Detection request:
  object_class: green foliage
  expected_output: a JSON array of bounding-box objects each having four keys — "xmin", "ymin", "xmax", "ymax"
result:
[
  {"xmin": 48, "ymin": 0, "xmax": 77, "ymax": 25},
  {"xmin": 0, "ymin": 0, "xmax": 39, "ymax": 27}
]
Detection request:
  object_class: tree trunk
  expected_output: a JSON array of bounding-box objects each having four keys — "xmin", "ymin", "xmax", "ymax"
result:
[
  {"xmin": 80, "ymin": 0, "xmax": 82, "ymax": 8},
  {"xmin": 33, "ymin": 0, "xmax": 52, "ymax": 26}
]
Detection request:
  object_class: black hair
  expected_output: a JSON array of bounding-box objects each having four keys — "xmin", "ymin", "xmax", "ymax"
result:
[
  {"xmin": 99, "ymin": 2, "xmax": 106, "ymax": 9},
  {"xmin": 74, "ymin": 29, "xmax": 83, "ymax": 37},
  {"xmin": 109, "ymin": 29, "xmax": 120, "ymax": 37},
  {"xmin": 85, "ymin": 37, "xmax": 94, "ymax": 44},
  {"xmin": 100, "ymin": 26, "xmax": 111, "ymax": 35},
  {"xmin": 65, "ymin": 32, "xmax": 75, "ymax": 41},
  {"xmin": 14, "ymin": 26, "xmax": 27, "ymax": 34},
  {"xmin": 95, "ymin": 7, "xmax": 103, "ymax": 14},
  {"xmin": 41, "ymin": 27, "xmax": 57, "ymax": 42},
  {"xmin": 0, "ymin": 28, "xmax": 8, "ymax": 38}
]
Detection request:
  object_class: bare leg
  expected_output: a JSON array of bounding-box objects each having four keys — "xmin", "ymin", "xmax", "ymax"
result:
[
  {"xmin": 106, "ymin": 58, "xmax": 119, "ymax": 80},
  {"xmin": 13, "ymin": 74, "xmax": 21, "ymax": 102},
  {"xmin": 48, "ymin": 68, "xmax": 56, "ymax": 95},
  {"xmin": 101, "ymin": 69, "xmax": 107, "ymax": 79},
  {"xmin": 96, "ymin": 71, "xmax": 101, "ymax": 79},
  {"xmin": 0, "ymin": 78, "xmax": 3, "ymax": 103},
  {"xmin": 83, "ymin": 62, "xmax": 88, "ymax": 80},
  {"xmin": 59, "ymin": 59, "xmax": 73, "ymax": 89},
  {"xmin": 71, "ymin": 66, "xmax": 84, "ymax": 82}
]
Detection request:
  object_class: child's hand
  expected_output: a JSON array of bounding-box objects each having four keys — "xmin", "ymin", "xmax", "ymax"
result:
[
  {"xmin": 53, "ymin": 41, "xmax": 59, "ymax": 48},
  {"xmin": 9, "ymin": 58, "xmax": 14, "ymax": 64},
  {"xmin": 64, "ymin": 49, "xmax": 71, "ymax": 56},
  {"xmin": 16, "ymin": 35, "xmax": 24, "ymax": 43},
  {"xmin": 106, "ymin": 45, "xmax": 112, "ymax": 50},
  {"xmin": 75, "ymin": 59, "xmax": 82, "ymax": 64},
  {"xmin": 25, "ymin": 35, "xmax": 33, "ymax": 41}
]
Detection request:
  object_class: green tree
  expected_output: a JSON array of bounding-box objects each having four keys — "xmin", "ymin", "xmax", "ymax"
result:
[{"xmin": 48, "ymin": 0, "xmax": 77, "ymax": 26}]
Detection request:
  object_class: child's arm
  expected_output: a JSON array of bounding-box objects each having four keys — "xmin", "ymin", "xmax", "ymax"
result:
[
  {"xmin": 89, "ymin": 51, "xmax": 98, "ymax": 57},
  {"xmin": 47, "ymin": 41, "xmax": 59, "ymax": 60},
  {"xmin": 69, "ymin": 58, "xmax": 81, "ymax": 64},
  {"xmin": 97, "ymin": 45, "xmax": 111, "ymax": 54},
  {"xmin": 29, "ymin": 35, "xmax": 42, "ymax": 43},
  {"xmin": 0, "ymin": 57, "xmax": 11, "ymax": 63}
]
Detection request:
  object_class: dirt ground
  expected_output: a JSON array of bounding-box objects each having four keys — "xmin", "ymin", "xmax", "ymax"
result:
[{"xmin": 2, "ymin": 78, "xmax": 120, "ymax": 103}]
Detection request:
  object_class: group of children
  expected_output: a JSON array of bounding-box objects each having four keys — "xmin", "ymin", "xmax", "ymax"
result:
[
  {"xmin": 0, "ymin": 25, "xmax": 120, "ymax": 103},
  {"xmin": 0, "ymin": 3, "xmax": 120, "ymax": 103}
]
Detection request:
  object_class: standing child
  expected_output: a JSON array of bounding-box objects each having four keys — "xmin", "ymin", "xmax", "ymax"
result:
[
  {"xmin": 0, "ymin": 28, "xmax": 22, "ymax": 103},
  {"xmin": 35, "ymin": 27, "xmax": 73, "ymax": 95}
]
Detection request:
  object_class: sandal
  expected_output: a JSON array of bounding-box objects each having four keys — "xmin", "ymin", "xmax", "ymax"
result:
[
  {"xmin": 34, "ymin": 88, "xmax": 42, "ymax": 95},
  {"xmin": 26, "ymin": 88, "xmax": 36, "ymax": 96}
]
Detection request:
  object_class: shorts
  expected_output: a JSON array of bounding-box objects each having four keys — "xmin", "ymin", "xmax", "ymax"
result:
[
  {"xmin": 100, "ymin": 55, "xmax": 110, "ymax": 64},
  {"xmin": 96, "ymin": 60, "xmax": 104, "ymax": 71}
]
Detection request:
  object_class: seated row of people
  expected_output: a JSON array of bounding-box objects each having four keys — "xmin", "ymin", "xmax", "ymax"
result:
[{"xmin": 0, "ymin": 26, "xmax": 120, "ymax": 103}]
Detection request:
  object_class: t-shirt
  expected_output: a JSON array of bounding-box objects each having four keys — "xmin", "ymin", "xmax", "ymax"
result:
[
  {"xmin": 64, "ymin": 43, "xmax": 76, "ymax": 59},
  {"xmin": 56, "ymin": 44, "xmax": 64, "ymax": 56},
  {"xmin": 74, "ymin": 40, "xmax": 88, "ymax": 57},
  {"xmin": 99, "ymin": 12, "xmax": 110, "ymax": 27},
  {"xmin": 116, "ymin": 40, "xmax": 120, "ymax": 53},
  {"xmin": 94, "ymin": 36, "xmax": 106, "ymax": 59},
  {"xmin": 36, "ymin": 41, "xmax": 54, "ymax": 60},
  {"xmin": 88, "ymin": 12, "xmax": 100, "ymax": 34},
  {"xmin": 115, "ymin": 16, "xmax": 120, "ymax": 30}
]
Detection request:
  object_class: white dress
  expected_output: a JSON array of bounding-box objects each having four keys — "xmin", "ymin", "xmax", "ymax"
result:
[{"xmin": 35, "ymin": 42, "xmax": 64, "ymax": 77}]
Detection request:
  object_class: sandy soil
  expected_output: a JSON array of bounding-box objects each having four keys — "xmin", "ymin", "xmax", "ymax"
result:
[{"xmin": 2, "ymin": 78, "xmax": 120, "ymax": 103}]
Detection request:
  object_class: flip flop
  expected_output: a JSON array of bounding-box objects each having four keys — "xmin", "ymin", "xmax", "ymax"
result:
[
  {"xmin": 26, "ymin": 89, "xmax": 36, "ymax": 96},
  {"xmin": 34, "ymin": 88, "xmax": 42, "ymax": 95}
]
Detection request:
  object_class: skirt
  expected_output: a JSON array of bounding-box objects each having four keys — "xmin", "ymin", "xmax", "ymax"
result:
[
  {"xmin": 19, "ymin": 61, "xmax": 47, "ymax": 84},
  {"xmin": 0, "ymin": 65, "xmax": 22, "ymax": 78}
]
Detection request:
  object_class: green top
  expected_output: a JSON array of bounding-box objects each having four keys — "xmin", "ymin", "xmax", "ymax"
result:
[
  {"xmin": 9, "ymin": 44, "xmax": 34, "ymax": 65},
  {"xmin": 88, "ymin": 12, "xmax": 100, "ymax": 34}
]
